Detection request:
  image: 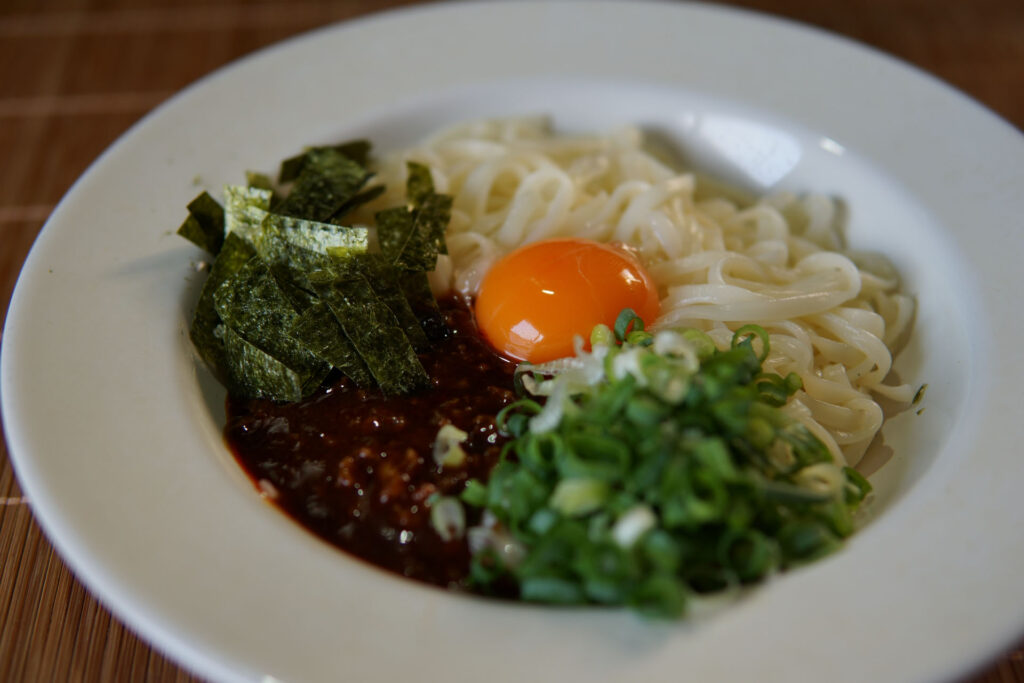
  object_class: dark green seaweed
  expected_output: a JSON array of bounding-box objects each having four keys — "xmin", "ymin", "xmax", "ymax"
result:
[
  {"xmin": 224, "ymin": 185, "xmax": 271, "ymax": 242},
  {"xmin": 398, "ymin": 270, "xmax": 447, "ymax": 341},
  {"xmin": 254, "ymin": 214, "xmax": 369, "ymax": 312},
  {"xmin": 287, "ymin": 301, "xmax": 375, "ymax": 387},
  {"xmin": 405, "ymin": 161, "xmax": 435, "ymax": 208},
  {"xmin": 219, "ymin": 324, "xmax": 304, "ymax": 402},
  {"xmin": 278, "ymin": 140, "xmax": 373, "ymax": 184},
  {"xmin": 182, "ymin": 139, "xmax": 450, "ymax": 401},
  {"xmin": 188, "ymin": 233, "xmax": 257, "ymax": 381},
  {"xmin": 311, "ymin": 272, "xmax": 429, "ymax": 394},
  {"xmin": 177, "ymin": 191, "xmax": 225, "ymax": 255},
  {"xmin": 329, "ymin": 253, "xmax": 430, "ymax": 351},
  {"xmin": 274, "ymin": 148, "xmax": 371, "ymax": 222},
  {"xmin": 375, "ymin": 165, "xmax": 451, "ymax": 271},
  {"xmin": 213, "ymin": 258, "xmax": 330, "ymax": 397}
]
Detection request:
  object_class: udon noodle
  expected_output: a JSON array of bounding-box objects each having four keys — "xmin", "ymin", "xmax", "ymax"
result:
[{"xmin": 355, "ymin": 118, "xmax": 916, "ymax": 467}]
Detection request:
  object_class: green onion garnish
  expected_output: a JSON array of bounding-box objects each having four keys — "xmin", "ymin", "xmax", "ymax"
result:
[{"xmin": 464, "ymin": 315, "xmax": 871, "ymax": 617}]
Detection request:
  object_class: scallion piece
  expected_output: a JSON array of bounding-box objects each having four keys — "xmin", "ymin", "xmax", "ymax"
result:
[{"xmin": 465, "ymin": 315, "xmax": 873, "ymax": 617}]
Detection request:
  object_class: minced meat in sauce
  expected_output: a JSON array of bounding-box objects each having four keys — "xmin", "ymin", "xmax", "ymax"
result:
[{"xmin": 224, "ymin": 296, "xmax": 516, "ymax": 588}]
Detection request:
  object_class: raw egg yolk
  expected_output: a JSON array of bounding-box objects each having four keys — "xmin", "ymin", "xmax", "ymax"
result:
[{"xmin": 474, "ymin": 238, "xmax": 661, "ymax": 363}]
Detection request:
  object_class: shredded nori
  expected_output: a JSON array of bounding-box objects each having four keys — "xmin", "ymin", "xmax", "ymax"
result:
[
  {"xmin": 274, "ymin": 148, "xmax": 371, "ymax": 223},
  {"xmin": 405, "ymin": 162, "xmax": 435, "ymax": 207},
  {"xmin": 414, "ymin": 192, "xmax": 452, "ymax": 258},
  {"xmin": 287, "ymin": 302, "xmax": 375, "ymax": 387},
  {"xmin": 406, "ymin": 162, "xmax": 449, "ymax": 256},
  {"xmin": 181, "ymin": 140, "xmax": 449, "ymax": 402},
  {"xmin": 376, "ymin": 164, "xmax": 451, "ymax": 271},
  {"xmin": 213, "ymin": 258, "xmax": 330, "ymax": 393},
  {"xmin": 177, "ymin": 191, "xmax": 225, "ymax": 255},
  {"xmin": 245, "ymin": 171, "xmax": 275, "ymax": 192},
  {"xmin": 278, "ymin": 140, "xmax": 372, "ymax": 184},
  {"xmin": 375, "ymin": 206, "xmax": 419, "ymax": 264},
  {"xmin": 219, "ymin": 324, "xmax": 305, "ymax": 402},
  {"xmin": 330, "ymin": 253, "xmax": 430, "ymax": 351},
  {"xmin": 255, "ymin": 213, "xmax": 369, "ymax": 306},
  {"xmin": 257, "ymin": 214, "xmax": 368, "ymax": 262},
  {"xmin": 224, "ymin": 185, "xmax": 271, "ymax": 242},
  {"xmin": 188, "ymin": 233, "xmax": 257, "ymax": 382},
  {"xmin": 398, "ymin": 270, "xmax": 447, "ymax": 342},
  {"xmin": 311, "ymin": 271, "xmax": 429, "ymax": 395}
]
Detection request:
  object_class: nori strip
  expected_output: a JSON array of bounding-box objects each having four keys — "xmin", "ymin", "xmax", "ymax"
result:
[
  {"xmin": 375, "ymin": 204, "xmax": 442, "ymax": 271},
  {"xmin": 333, "ymin": 140, "xmax": 372, "ymax": 167},
  {"xmin": 412, "ymin": 192, "xmax": 451, "ymax": 257},
  {"xmin": 375, "ymin": 206, "xmax": 414, "ymax": 265},
  {"xmin": 188, "ymin": 233, "xmax": 257, "ymax": 380},
  {"xmin": 257, "ymin": 213, "xmax": 368, "ymax": 259},
  {"xmin": 405, "ymin": 162, "xmax": 450, "ymax": 255},
  {"xmin": 245, "ymin": 171, "xmax": 274, "ymax": 191},
  {"xmin": 274, "ymin": 148, "xmax": 370, "ymax": 222},
  {"xmin": 288, "ymin": 301, "xmax": 375, "ymax": 387},
  {"xmin": 278, "ymin": 154, "xmax": 305, "ymax": 186},
  {"xmin": 311, "ymin": 273, "xmax": 429, "ymax": 394},
  {"xmin": 278, "ymin": 140, "xmax": 373, "ymax": 184},
  {"xmin": 398, "ymin": 270, "xmax": 448, "ymax": 342},
  {"xmin": 255, "ymin": 213, "xmax": 369, "ymax": 311},
  {"xmin": 245, "ymin": 171, "xmax": 286, "ymax": 211},
  {"xmin": 375, "ymin": 183, "xmax": 452, "ymax": 271},
  {"xmin": 181, "ymin": 140, "xmax": 454, "ymax": 402},
  {"xmin": 364, "ymin": 260, "xmax": 430, "ymax": 350},
  {"xmin": 219, "ymin": 324, "xmax": 304, "ymax": 402},
  {"xmin": 213, "ymin": 258, "xmax": 330, "ymax": 398},
  {"xmin": 405, "ymin": 161, "xmax": 434, "ymax": 208},
  {"xmin": 360, "ymin": 168, "xmax": 453, "ymax": 341},
  {"xmin": 329, "ymin": 253, "xmax": 430, "ymax": 351},
  {"xmin": 224, "ymin": 185, "xmax": 271, "ymax": 242},
  {"xmin": 177, "ymin": 191, "xmax": 225, "ymax": 255}
]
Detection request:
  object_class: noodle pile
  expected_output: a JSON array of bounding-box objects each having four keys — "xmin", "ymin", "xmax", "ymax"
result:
[{"xmin": 357, "ymin": 118, "xmax": 915, "ymax": 467}]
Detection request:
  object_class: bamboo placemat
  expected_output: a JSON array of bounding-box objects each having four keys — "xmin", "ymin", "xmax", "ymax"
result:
[{"xmin": 1, "ymin": 1, "xmax": 1022, "ymax": 680}]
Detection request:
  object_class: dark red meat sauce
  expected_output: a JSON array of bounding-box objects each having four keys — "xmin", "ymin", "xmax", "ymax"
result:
[{"xmin": 224, "ymin": 296, "xmax": 516, "ymax": 588}]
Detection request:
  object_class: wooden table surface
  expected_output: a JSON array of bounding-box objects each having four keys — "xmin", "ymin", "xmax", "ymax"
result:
[{"xmin": 1, "ymin": 0, "xmax": 1022, "ymax": 680}]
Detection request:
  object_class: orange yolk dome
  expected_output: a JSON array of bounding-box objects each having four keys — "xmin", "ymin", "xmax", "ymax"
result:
[{"xmin": 474, "ymin": 238, "xmax": 661, "ymax": 363}]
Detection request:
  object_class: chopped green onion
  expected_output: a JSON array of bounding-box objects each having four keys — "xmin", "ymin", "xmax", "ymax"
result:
[
  {"xmin": 613, "ymin": 308, "xmax": 643, "ymax": 341},
  {"xmin": 429, "ymin": 496, "xmax": 466, "ymax": 542},
  {"xmin": 732, "ymin": 324, "xmax": 770, "ymax": 362},
  {"xmin": 549, "ymin": 478, "xmax": 610, "ymax": 516},
  {"xmin": 590, "ymin": 323, "xmax": 615, "ymax": 347},
  {"xmin": 466, "ymin": 313, "xmax": 871, "ymax": 618},
  {"xmin": 432, "ymin": 423, "xmax": 469, "ymax": 468},
  {"xmin": 611, "ymin": 504, "xmax": 657, "ymax": 548}
]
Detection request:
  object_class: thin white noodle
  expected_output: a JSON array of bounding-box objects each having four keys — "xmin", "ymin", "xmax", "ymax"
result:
[{"xmin": 356, "ymin": 118, "xmax": 915, "ymax": 467}]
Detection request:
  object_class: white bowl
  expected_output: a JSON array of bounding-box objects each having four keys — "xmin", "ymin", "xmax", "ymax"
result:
[{"xmin": 4, "ymin": 2, "xmax": 1023, "ymax": 682}]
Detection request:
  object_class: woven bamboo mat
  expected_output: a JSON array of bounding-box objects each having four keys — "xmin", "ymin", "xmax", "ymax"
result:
[{"xmin": 1, "ymin": 1, "xmax": 1022, "ymax": 680}]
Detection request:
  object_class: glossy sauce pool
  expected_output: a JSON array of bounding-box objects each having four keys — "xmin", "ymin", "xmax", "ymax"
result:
[{"xmin": 224, "ymin": 298, "xmax": 516, "ymax": 587}]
